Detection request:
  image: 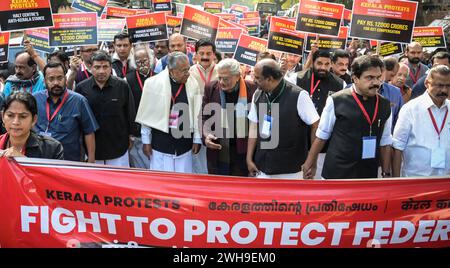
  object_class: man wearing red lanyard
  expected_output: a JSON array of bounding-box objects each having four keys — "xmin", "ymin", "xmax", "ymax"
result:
[
  {"xmin": 125, "ymin": 46, "xmax": 155, "ymax": 169},
  {"xmin": 302, "ymin": 55, "xmax": 393, "ymax": 180},
  {"xmin": 112, "ymin": 32, "xmax": 136, "ymax": 79},
  {"xmin": 189, "ymin": 39, "xmax": 219, "ymax": 174},
  {"xmin": 405, "ymin": 42, "xmax": 429, "ymax": 88},
  {"xmin": 136, "ymin": 52, "xmax": 202, "ymax": 173},
  {"xmin": 33, "ymin": 62, "xmax": 99, "ymax": 162},
  {"xmin": 393, "ymin": 65, "xmax": 450, "ymax": 177}
]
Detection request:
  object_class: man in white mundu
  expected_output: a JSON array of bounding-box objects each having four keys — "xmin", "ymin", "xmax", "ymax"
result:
[{"xmin": 136, "ymin": 52, "xmax": 202, "ymax": 173}]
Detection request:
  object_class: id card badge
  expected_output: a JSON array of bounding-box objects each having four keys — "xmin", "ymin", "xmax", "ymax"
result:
[
  {"xmin": 169, "ymin": 109, "xmax": 180, "ymax": 129},
  {"xmin": 362, "ymin": 136, "xmax": 376, "ymax": 159},
  {"xmin": 431, "ymin": 147, "xmax": 446, "ymax": 169},
  {"xmin": 39, "ymin": 131, "xmax": 52, "ymax": 137},
  {"xmin": 261, "ymin": 115, "xmax": 272, "ymax": 138}
]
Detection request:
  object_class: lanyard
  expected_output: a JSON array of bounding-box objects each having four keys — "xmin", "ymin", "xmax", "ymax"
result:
[
  {"xmin": 197, "ymin": 65, "xmax": 214, "ymax": 85},
  {"xmin": 409, "ymin": 64, "xmax": 421, "ymax": 84},
  {"xmin": 82, "ymin": 63, "xmax": 90, "ymax": 79},
  {"xmin": 171, "ymin": 84, "xmax": 184, "ymax": 105},
  {"xmin": 136, "ymin": 71, "xmax": 144, "ymax": 91},
  {"xmin": 46, "ymin": 90, "xmax": 69, "ymax": 131},
  {"xmin": 427, "ymin": 107, "xmax": 448, "ymax": 140},
  {"xmin": 0, "ymin": 134, "xmax": 26, "ymax": 155},
  {"xmin": 351, "ymin": 88, "xmax": 379, "ymax": 136},
  {"xmin": 266, "ymin": 81, "xmax": 286, "ymax": 114},
  {"xmin": 310, "ymin": 72, "xmax": 321, "ymax": 97},
  {"xmin": 122, "ymin": 63, "xmax": 127, "ymax": 77}
]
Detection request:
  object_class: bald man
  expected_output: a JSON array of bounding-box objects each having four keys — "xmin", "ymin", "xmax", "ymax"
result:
[
  {"xmin": 405, "ymin": 42, "xmax": 429, "ymax": 88},
  {"xmin": 154, "ymin": 33, "xmax": 194, "ymax": 74},
  {"xmin": 246, "ymin": 59, "xmax": 320, "ymax": 179},
  {"xmin": 391, "ymin": 63, "xmax": 412, "ymax": 103}
]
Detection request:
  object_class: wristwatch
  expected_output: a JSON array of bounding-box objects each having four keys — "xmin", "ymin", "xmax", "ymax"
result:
[{"xmin": 381, "ymin": 171, "xmax": 391, "ymax": 178}]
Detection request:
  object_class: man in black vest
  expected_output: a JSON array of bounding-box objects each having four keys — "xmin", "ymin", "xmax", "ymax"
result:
[
  {"xmin": 302, "ymin": 55, "xmax": 393, "ymax": 179},
  {"xmin": 247, "ymin": 59, "xmax": 320, "ymax": 179},
  {"xmin": 296, "ymin": 49, "xmax": 345, "ymax": 179}
]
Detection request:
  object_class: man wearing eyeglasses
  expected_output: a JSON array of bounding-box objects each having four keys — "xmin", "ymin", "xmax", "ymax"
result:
[
  {"xmin": 34, "ymin": 62, "xmax": 99, "ymax": 162},
  {"xmin": 136, "ymin": 52, "xmax": 202, "ymax": 173},
  {"xmin": 66, "ymin": 45, "xmax": 99, "ymax": 90},
  {"xmin": 125, "ymin": 46, "xmax": 155, "ymax": 169},
  {"xmin": 393, "ymin": 65, "xmax": 450, "ymax": 177}
]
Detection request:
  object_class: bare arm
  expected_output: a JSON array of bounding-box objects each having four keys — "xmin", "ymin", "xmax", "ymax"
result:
[
  {"xmin": 379, "ymin": 145, "xmax": 392, "ymax": 177},
  {"xmin": 392, "ymin": 148, "xmax": 403, "ymax": 177},
  {"xmin": 84, "ymin": 133, "xmax": 96, "ymax": 163},
  {"xmin": 24, "ymin": 40, "xmax": 46, "ymax": 71},
  {"xmin": 302, "ymin": 137, "xmax": 327, "ymax": 179},
  {"xmin": 246, "ymin": 121, "xmax": 259, "ymax": 176},
  {"xmin": 310, "ymin": 120, "xmax": 319, "ymax": 144}
]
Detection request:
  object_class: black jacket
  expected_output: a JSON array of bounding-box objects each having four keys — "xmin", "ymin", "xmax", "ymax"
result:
[{"xmin": 1, "ymin": 132, "xmax": 64, "ymax": 160}]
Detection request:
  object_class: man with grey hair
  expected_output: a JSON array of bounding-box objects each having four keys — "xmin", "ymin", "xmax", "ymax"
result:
[
  {"xmin": 393, "ymin": 65, "xmax": 450, "ymax": 177},
  {"xmin": 125, "ymin": 45, "xmax": 155, "ymax": 169},
  {"xmin": 135, "ymin": 52, "xmax": 202, "ymax": 173},
  {"xmin": 405, "ymin": 42, "xmax": 429, "ymax": 88},
  {"xmin": 201, "ymin": 58, "xmax": 257, "ymax": 176},
  {"xmin": 390, "ymin": 63, "xmax": 412, "ymax": 103}
]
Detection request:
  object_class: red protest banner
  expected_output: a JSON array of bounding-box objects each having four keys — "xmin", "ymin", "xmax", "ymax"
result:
[
  {"xmin": 219, "ymin": 18, "xmax": 248, "ymax": 34},
  {"xmin": 0, "ymin": 158, "xmax": 449, "ymax": 248},
  {"xmin": 0, "ymin": 32, "xmax": 10, "ymax": 63},
  {"xmin": 0, "ymin": 0, "xmax": 53, "ymax": 32},
  {"xmin": 49, "ymin": 13, "xmax": 98, "ymax": 47},
  {"xmin": 71, "ymin": 0, "xmax": 108, "ymax": 17},
  {"xmin": 180, "ymin": 6, "xmax": 220, "ymax": 41},
  {"xmin": 349, "ymin": 0, "xmax": 418, "ymax": 44},
  {"xmin": 243, "ymin": 11, "xmax": 260, "ymax": 19},
  {"xmin": 106, "ymin": 6, "xmax": 147, "ymax": 19},
  {"xmin": 305, "ymin": 26, "xmax": 349, "ymax": 52},
  {"xmin": 295, "ymin": 0, "xmax": 344, "ymax": 37},
  {"xmin": 24, "ymin": 28, "xmax": 53, "ymax": 53},
  {"xmin": 127, "ymin": 12, "xmax": 168, "ymax": 43},
  {"xmin": 268, "ymin": 16, "xmax": 305, "ymax": 56},
  {"xmin": 203, "ymin": 2, "xmax": 223, "ymax": 14},
  {"xmin": 216, "ymin": 27, "xmax": 243, "ymax": 54},
  {"xmin": 239, "ymin": 17, "xmax": 260, "ymax": 37},
  {"xmin": 413, "ymin": 26, "xmax": 447, "ymax": 49},
  {"xmin": 234, "ymin": 34, "xmax": 268, "ymax": 67},
  {"xmin": 217, "ymin": 13, "xmax": 236, "ymax": 22},
  {"xmin": 98, "ymin": 19, "xmax": 126, "ymax": 42},
  {"xmin": 153, "ymin": 0, "xmax": 171, "ymax": 12},
  {"xmin": 166, "ymin": 15, "xmax": 182, "ymax": 36}
]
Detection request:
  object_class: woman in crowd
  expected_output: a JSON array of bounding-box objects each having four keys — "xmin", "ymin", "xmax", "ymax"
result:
[{"xmin": 0, "ymin": 92, "xmax": 64, "ymax": 159}]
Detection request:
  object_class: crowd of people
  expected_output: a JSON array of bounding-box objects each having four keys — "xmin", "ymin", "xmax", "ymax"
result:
[{"xmin": 0, "ymin": 26, "xmax": 449, "ymax": 180}]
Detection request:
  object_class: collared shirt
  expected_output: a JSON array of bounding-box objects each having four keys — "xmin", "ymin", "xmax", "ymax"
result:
[
  {"xmin": 248, "ymin": 80, "xmax": 320, "ymax": 125},
  {"xmin": 75, "ymin": 76, "xmax": 138, "ymax": 160},
  {"xmin": 379, "ymin": 82, "xmax": 404, "ymax": 130},
  {"xmin": 406, "ymin": 62, "xmax": 429, "ymax": 88},
  {"xmin": 316, "ymin": 90, "xmax": 393, "ymax": 146},
  {"xmin": 189, "ymin": 63, "xmax": 218, "ymax": 95},
  {"xmin": 33, "ymin": 89, "xmax": 99, "ymax": 161},
  {"xmin": 393, "ymin": 92, "xmax": 450, "ymax": 177}
]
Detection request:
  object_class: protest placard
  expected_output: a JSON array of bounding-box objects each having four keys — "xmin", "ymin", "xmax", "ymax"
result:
[
  {"xmin": 295, "ymin": 0, "xmax": 344, "ymax": 37},
  {"xmin": 72, "ymin": 0, "xmax": 108, "ymax": 17},
  {"xmin": 98, "ymin": 19, "xmax": 126, "ymax": 42},
  {"xmin": 127, "ymin": 12, "xmax": 168, "ymax": 43},
  {"xmin": 203, "ymin": 2, "xmax": 223, "ymax": 14},
  {"xmin": 49, "ymin": 13, "xmax": 98, "ymax": 47},
  {"xmin": 413, "ymin": 26, "xmax": 447, "ymax": 48},
  {"xmin": 180, "ymin": 6, "xmax": 220, "ymax": 41},
  {"xmin": 153, "ymin": 0, "xmax": 171, "ymax": 12},
  {"xmin": 239, "ymin": 17, "xmax": 260, "ymax": 37},
  {"xmin": 0, "ymin": 0, "xmax": 53, "ymax": 31},
  {"xmin": 233, "ymin": 34, "xmax": 268, "ymax": 66},
  {"xmin": 24, "ymin": 28, "xmax": 53, "ymax": 53},
  {"xmin": 216, "ymin": 27, "xmax": 242, "ymax": 53},
  {"xmin": 305, "ymin": 26, "xmax": 348, "ymax": 52},
  {"xmin": 0, "ymin": 33, "xmax": 10, "ymax": 63},
  {"xmin": 268, "ymin": 16, "xmax": 305, "ymax": 56}
]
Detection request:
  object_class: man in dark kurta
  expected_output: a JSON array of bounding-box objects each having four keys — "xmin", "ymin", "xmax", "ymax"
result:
[{"xmin": 201, "ymin": 59, "xmax": 257, "ymax": 176}]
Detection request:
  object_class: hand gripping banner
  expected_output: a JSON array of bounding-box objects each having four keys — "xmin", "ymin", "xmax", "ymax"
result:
[{"xmin": 0, "ymin": 157, "xmax": 449, "ymax": 248}]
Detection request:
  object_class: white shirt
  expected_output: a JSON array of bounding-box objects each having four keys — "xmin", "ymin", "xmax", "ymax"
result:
[
  {"xmin": 248, "ymin": 88, "xmax": 319, "ymax": 125},
  {"xmin": 393, "ymin": 92, "xmax": 450, "ymax": 177},
  {"xmin": 141, "ymin": 125, "xmax": 201, "ymax": 145},
  {"xmin": 316, "ymin": 94, "xmax": 393, "ymax": 146}
]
